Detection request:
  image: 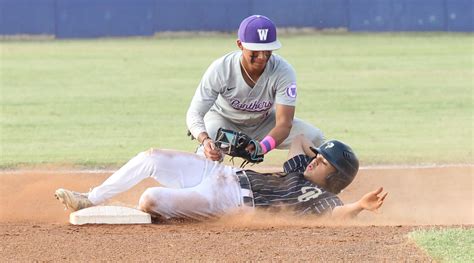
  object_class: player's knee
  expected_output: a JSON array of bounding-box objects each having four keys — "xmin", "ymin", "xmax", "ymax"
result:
[
  {"xmin": 138, "ymin": 189, "xmax": 158, "ymax": 213},
  {"xmin": 293, "ymin": 134, "xmax": 306, "ymax": 143},
  {"xmin": 309, "ymin": 128, "xmax": 325, "ymax": 147},
  {"xmin": 143, "ymin": 148, "xmax": 160, "ymax": 156}
]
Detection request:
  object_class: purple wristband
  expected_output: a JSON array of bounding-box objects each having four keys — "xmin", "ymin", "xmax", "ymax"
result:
[{"xmin": 260, "ymin": 136, "xmax": 276, "ymax": 154}]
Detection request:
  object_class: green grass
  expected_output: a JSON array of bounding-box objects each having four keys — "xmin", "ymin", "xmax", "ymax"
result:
[
  {"xmin": 409, "ymin": 227, "xmax": 474, "ymax": 262},
  {"xmin": 1, "ymin": 33, "xmax": 473, "ymax": 168}
]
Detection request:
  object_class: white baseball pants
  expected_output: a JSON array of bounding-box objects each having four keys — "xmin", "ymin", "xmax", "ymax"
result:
[{"xmin": 87, "ymin": 149, "xmax": 246, "ymax": 220}]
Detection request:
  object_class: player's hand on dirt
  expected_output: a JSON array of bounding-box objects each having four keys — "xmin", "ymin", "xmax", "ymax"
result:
[
  {"xmin": 359, "ymin": 187, "xmax": 388, "ymax": 212},
  {"xmin": 203, "ymin": 138, "xmax": 223, "ymax": 161}
]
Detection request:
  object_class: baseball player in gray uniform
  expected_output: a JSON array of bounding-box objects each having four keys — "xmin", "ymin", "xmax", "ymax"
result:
[
  {"xmin": 186, "ymin": 15, "xmax": 324, "ymax": 161},
  {"xmin": 55, "ymin": 135, "xmax": 387, "ymax": 221}
]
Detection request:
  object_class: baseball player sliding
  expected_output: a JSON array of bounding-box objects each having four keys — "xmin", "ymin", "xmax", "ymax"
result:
[
  {"xmin": 186, "ymin": 15, "xmax": 324, "ymax": 161},
  {"xmin": 55, "ymin": 135, "xmax": 387, "ymax": 221}
]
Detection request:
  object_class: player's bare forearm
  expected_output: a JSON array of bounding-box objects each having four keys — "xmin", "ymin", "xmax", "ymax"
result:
[
  {"xmin": 266, "ymin": 124, "xmax": 292, "ymax": 145},
  {"xmin": 269, "ymin": 104, "xmax": 295, "ymax": 145},
  {"xmin": 197, "ymin": 132, "xmax": 211, "ymax": 144},
  {"xmin": 331, "ymin": 187, "xmax": 388, "ymax": 220},
  {"xmin": 331, "ymin": 202, "xmax": 365, "ymax": 220}
]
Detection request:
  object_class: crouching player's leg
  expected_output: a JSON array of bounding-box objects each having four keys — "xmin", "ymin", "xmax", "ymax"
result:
[{"xmin": 55, "ymin": 148, "xmax": 223, "ymax": 212}]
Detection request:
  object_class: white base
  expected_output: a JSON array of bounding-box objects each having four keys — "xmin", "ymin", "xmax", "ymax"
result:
[{"xmin": 70, "ymin": 206, "xmax": 152, "ymax": 225}]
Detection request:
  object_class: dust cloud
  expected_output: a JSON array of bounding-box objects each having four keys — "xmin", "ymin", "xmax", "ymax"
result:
[{"xmin": 0, "ymin": 166, "xmax": 472, "ymax": 225}]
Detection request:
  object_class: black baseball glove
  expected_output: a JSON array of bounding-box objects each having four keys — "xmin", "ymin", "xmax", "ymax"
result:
[{"xmin": 214, "ymin": 128, "xmax": 264, "ymax": 167}]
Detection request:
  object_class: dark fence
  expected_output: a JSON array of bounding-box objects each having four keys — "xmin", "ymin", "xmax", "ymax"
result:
[{"xmin": 0, "ymin": 0, "xmax": 472, "ymax": 38}]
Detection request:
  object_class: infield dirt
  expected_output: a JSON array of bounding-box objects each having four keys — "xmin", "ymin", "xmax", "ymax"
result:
[{"xmin": 1, "ymin": 166, "xmax": 472, "ymax": 261}]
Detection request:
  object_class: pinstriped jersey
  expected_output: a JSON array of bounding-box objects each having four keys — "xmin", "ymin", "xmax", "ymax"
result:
[{"xmin": 245, "ymin": 155, "xmax": 343, "ymax": 216}]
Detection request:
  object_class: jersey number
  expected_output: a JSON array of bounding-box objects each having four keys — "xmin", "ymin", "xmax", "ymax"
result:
[{"xmin": 297, "ymin": 187, "xmax": 323, "ymax": 202}]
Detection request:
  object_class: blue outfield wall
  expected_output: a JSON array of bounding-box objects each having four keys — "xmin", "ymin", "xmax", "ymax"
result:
[
  {"xmin": 154, "ymin": 0, "xmax": 248, "ymax": 31},
  {"xmin": 252, "ymin": 0, "xmax": 349, "ymax": 29},
  {"xmin": 446, "ymin": 0, "xmax": 474, "ymax": 31},
  {"xmin": 0, "ymin": 0, "xmax": 56, "ymax": 35},
  {"xmin": 349, "ymin": 0, "xmax": 473, "ymax": 31},
  {"xmin": 0, "ymin": 0, "xmax": 472, "ymax": 38},
  {"xmin": 56, "ymin": 0, "xmax": 155, "ymax": 38}
]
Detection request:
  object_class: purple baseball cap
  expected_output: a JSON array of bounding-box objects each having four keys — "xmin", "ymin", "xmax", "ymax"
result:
[{"xmin": 238, "ymin": 15, "xmax": 282, "ymax": 51}]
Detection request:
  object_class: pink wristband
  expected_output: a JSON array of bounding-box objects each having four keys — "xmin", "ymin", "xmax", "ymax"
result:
[{"xmin": 260, "ymin": 136, "xmax": 276, "ymax": 154}]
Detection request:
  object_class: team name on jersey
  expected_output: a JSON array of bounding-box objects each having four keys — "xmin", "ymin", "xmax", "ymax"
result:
[{"xmin": 230, "ymin": 99, "xmax": 273, "ymax": 112}]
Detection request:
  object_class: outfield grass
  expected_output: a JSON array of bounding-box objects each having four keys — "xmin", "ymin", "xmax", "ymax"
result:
[
  {"xmin": 1, "ymin": 33, "xmax": 472, "ymax": 168},
  {"xmin": 409, "ymin": 227, "xmax": 474, "ymax": 262}
]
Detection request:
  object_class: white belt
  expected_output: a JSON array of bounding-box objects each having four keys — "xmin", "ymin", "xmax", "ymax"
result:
[{"xmin": 235, "ymin": 170, "xmax": 254, "ymax": 207}]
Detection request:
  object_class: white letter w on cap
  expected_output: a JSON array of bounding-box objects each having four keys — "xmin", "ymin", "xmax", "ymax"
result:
[{"xmin": 257, "ymin": 29, "xmax": 269, "ymax": 41}]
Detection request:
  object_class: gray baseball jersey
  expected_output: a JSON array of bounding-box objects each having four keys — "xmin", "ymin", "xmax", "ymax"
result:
[{"xmin": 187, "ymin": 51, "xmax": 297, "ymax": 139}]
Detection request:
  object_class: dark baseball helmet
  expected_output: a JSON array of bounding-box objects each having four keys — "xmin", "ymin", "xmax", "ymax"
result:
[{"xmin": 309, "ymin": 140, "xmax": 359, "ymax": 194}]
